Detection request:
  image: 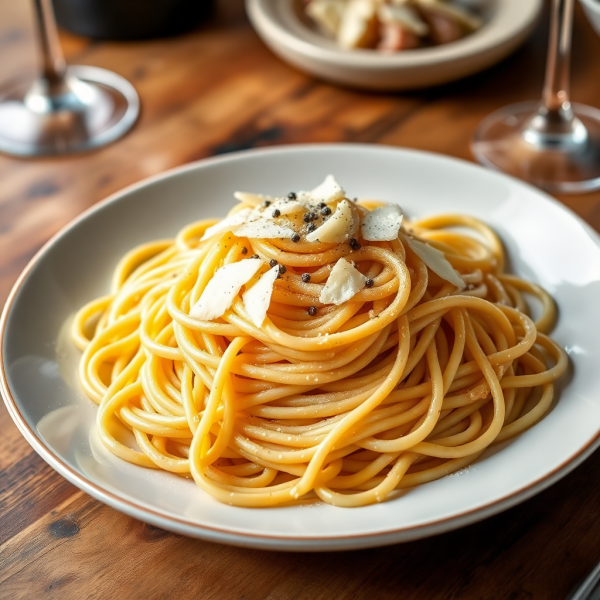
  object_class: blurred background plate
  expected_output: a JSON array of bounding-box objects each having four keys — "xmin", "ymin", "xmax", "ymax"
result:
[{"xmin": 246, "ymin": 0, "xmax": 542, "ymax": 90}]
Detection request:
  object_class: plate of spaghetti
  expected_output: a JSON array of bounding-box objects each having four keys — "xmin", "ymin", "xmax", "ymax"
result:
[{"xmin": 2, "ymin": 144, "xmax": 600, "ymax": 551}]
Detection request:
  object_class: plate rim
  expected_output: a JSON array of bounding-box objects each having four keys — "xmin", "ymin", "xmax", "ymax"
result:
[{"xmin": 2, "ymin": 143, "xmax": 600, "ymax": 551}]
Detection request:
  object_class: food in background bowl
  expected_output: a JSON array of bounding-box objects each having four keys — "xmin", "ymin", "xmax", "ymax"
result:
[{"xmin": 304, "ymin": 0, "xmax": 482, "ymax": 51}]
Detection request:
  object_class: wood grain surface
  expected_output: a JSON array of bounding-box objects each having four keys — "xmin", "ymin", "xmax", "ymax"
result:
[{"xmin": 1, "ymin": 1, "xmax": 600, "ymax": 598}]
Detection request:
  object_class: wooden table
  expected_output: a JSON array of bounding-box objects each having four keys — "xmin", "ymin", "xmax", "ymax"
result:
[{"xmin": 1, "ymin": 1, "xmax": 600, "ymax": 598}]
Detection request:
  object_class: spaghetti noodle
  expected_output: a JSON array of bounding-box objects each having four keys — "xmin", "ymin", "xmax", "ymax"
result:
[{"xmin": 73, "ymin": 180, "xmax": 567, "ymax": 508}]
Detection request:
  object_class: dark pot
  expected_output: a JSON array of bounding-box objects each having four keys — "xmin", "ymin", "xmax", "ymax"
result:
[{"xmin": 53, "ymin": 0, "xmax": 215, "ymax": 40}]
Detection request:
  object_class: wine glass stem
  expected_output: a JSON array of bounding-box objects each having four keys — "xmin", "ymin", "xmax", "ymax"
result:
[
  {"xmin": 542, "ymin": 0, "xmax": 573, "ymax": 115},
  {"xmin": 523, "ymin": 0, "xmax": 583, "ymax": 147},
  {"xmin": 32, "ymin": 0, "xmax": 66, "ymax": 85}
]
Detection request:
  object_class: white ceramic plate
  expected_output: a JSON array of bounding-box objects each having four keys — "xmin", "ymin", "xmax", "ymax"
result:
[
  {"xmin": 246, "ymin": 0, "xmax": 542, "ymax": 90},
  {"xmin": 2, "ymin": 144, "xmax": 600, "ymax": 552}
]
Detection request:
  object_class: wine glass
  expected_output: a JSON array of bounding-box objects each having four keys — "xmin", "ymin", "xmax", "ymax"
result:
[
  {"xmin": 0, "ymin": 0, "xmax": 139, "ymax": 157},
  {"xmin": 471, "ymin": 0, "xmax": 600, "ymax": 193}
]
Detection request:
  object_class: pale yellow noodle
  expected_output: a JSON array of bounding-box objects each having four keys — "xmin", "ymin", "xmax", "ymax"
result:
[{"xmin": 72, "ymin": 203, "xmax": 567, "ymax": 507}]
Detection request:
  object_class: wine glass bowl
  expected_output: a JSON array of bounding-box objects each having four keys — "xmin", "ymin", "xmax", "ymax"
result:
[
  {"xmin": 472, "ymin": 101, "xmax": 600, "ymax": 193},
  {"xmin": 579, "ymin": 0, "xmax": 600, "ymax": 36},
  {"xmin": 472, "ymin": 0, "xmax": 600, "ymax": 193}
]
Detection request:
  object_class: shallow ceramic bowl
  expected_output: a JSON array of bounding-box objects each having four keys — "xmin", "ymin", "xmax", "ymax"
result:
[
  {"xmin": 2, "ymin": 144, "xmax": 600, "ymax": 551},
  {"xmin": 246, "ymin": 0, "xmax": 542, "ymax": 90}
]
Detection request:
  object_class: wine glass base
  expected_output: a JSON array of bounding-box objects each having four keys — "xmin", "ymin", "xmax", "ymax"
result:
[
  {"xmin": 472, "ymin": 101, "xmax": 600, "ymax": 194},
  {"xmin": 0, "ymin": 65, "xmax": 139, "ymax": 157}
]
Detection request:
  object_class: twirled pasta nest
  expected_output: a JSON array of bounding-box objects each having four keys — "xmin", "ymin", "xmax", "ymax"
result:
[{"xmin": 73, "ymin": 180, "xmax": 567, "ymax": 508}]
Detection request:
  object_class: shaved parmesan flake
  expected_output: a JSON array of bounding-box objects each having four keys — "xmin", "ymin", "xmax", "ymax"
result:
[
  {"xmin": 190, "ymin": 259, "xmax": 263, "ymax": 321},
  {"xmin": 405, "ymin": 236, "xmax": 466, "ymax": 290},
  {"xmin": 234, "ymin": 220, "xmax": 296, "ymax": 239},
  {"xmin": 306, "ymin": 199, "xmax": 356, "ymax": 243},
  {"xmin": 234, "ymin": 192, "xmax": 277, "ymax": 207},
  {"xmin": 319, "ymin": 258, "xmax": 367, "ymax": 305},
  {"xmin": 309, "ymin": 175, "xmax": 346, "ymax": 204},
  {"xmin": 270, "ymin": 200, "xmax": 306, "ymax": 216},
  {"xmin": 200, "ymin": 208, "xmax": 252, "ymax": 241},
  {"xmin": 235, "ymin": 175, "xmax": 345, "ymax": 214},
  {"xmin": 361, "ymin": 204, "xmax": 404, "ymax": 241},
  {"xmin": 243, "ymin": 265, "xmax": 279, "ymax": 328}
]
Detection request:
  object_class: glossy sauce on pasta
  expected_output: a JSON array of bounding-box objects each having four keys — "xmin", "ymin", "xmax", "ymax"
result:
[{"xmin": 72, "ymin": 197, "xmax": 567, "ymax": 508}]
